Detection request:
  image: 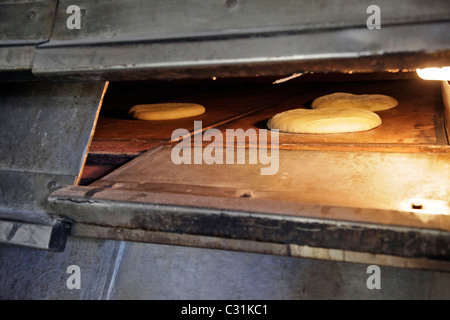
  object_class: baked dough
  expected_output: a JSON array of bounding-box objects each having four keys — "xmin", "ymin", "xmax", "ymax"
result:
[
  {"xmin": 267, "ymin": 108, "xmax": 382, "ymax": 134},
  {"xmin": 311, "ymin": 92, "xmax": 398, "ymax": 111},
  {"xmin": 128, "ymin": 103, "xmax": 205, "ymax": 120}
]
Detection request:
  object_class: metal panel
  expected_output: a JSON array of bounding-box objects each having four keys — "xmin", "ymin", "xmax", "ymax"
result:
[
  {"xmin": 0, "ymin": 82, "xmax": 107, "ymax": 176},
  {"xmin": 106, "ymin": 241, "xmax": 450, "ymax": 299},
  {"xmin": 0, "ymin": 171, "xmax": 75, "ymax": 225},
  {"xmin": 0, "ymin": 46, "xmax": 34, "ymax": 71},
  {"xmin": 0, "ymin": 81, "xmax": 107, "ymax": 248},
  {"xmin": 0, "ymin": 46, "xmax": 36, "ymax": 81},
  {"xmin": 33, "ymin": 21, "xmax": 450, "ymax": 81},
  {"xmin": 0, "ymin": 0, "xmax": 57, "ymax": 45},
  {"xmin": 31, "ymin": 0, "xmax": 450, "ymax": 80},
  {"xmin": 0, "ymin": 1, "xmax": 57, "ymax": 78},
  {"xmin": 0, "ymin": 236, "xmax": 121, "ymax": 299},
  {"xmin": 47, "ymin": 0, "xmax": 450, "ymax": 46},
  {"xmin": 0, "ymin": 0, "xmax": 449, "ymax": 80},
  {"xmin": 1, "ymin": 236, "xmax": 450, "ymax": 299}
]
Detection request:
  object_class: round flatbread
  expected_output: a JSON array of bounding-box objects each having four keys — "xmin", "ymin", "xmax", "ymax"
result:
[
  {"xmin": 267, "ymin": 108, "xmax": 382, "ymax": 134},
  {"xmin": 128, "ymin": 103, "xmax": 205, "ymax": 120},
  {"xmin": 311, "ymin": 92, "xmax": 398, "ymax": 112}
]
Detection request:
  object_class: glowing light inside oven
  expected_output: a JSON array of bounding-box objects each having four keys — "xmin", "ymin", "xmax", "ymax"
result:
[{"xmin": 416, "ymin": 67, "xmax": 450, "ymax": 80}]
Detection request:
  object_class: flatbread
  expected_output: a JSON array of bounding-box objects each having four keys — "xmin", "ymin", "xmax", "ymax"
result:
[
  {"xmin": 267, "ymin": 108, "xmax": 382, "ymax": 134},
  {"xmin": 311, "ymin": 92, "xmax": 398, "ymax": 112},
  {"xmin": 128, "ymin": 103, "xmax": 205, "ymax": 120}
]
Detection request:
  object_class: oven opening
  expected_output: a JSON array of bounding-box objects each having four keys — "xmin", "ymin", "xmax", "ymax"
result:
[
  {"xmin": 78, "ymin": 72, "xmax": 450, "ymax": 215},
  {"xmin": 80, "ymin": 71, "xmax": 449, "ymax": 190}
]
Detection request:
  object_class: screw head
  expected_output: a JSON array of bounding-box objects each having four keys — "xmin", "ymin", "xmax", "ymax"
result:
[
  {"xmin": 47, "ymin": 181, "xmax": 59, "ymax": 191},
  {"xmin": 26, "ymin": 10, "xmax": 36, "ymax": 20}
]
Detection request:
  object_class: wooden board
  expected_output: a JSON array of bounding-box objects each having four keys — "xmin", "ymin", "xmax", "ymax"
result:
[{"xmin": 89, "ymin": 146, "xmax": 450, "ymax": 232}]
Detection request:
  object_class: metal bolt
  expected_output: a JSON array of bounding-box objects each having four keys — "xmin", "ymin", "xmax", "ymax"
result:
[
  {"xmin": 26, "ymin": 10, "xmax": 36, "ymax": 20},
  {"xmin": 47, "ymin": 181, "xmax": 59, "ymax": 191}
]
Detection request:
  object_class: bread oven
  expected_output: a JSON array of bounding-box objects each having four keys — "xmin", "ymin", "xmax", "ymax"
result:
[{"xmin": 1, "ymin": 0, "xmax": 449, "ymax": 273}]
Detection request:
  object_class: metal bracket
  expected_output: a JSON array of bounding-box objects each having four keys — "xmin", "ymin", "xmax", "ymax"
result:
[{"xmin": 0, "ymin": 219, "xmax": 71, "ymax": 251}]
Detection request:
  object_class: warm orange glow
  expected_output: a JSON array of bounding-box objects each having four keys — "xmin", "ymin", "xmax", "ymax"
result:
[{"xmin": 416, "ymin": 67, "xmax": 450, "ymax": 80}]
